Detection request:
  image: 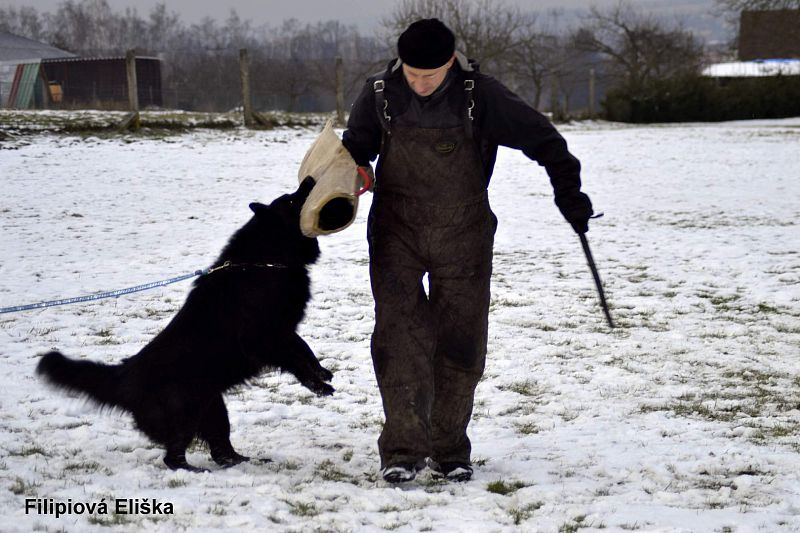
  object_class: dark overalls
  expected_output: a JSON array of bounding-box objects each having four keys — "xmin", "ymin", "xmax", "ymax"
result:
[{"xmin": 367, "ymin": 82, "xmax": 497, "ymax": 468}]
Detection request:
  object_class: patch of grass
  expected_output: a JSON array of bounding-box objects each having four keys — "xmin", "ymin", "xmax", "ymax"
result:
[
  {"xmin": 641, "ymin": 365, "xmax": 800, "ymax": 450},
  {"xmin": 57, "ymin": 421, "xmax": 91, "ymax": 430},
  {"xmin": 748, "ymin": 422, "xmax": 800, "ymax": 444},
  {"xmin": 559, "ymin": 409, "xmax": 580, "ymax": 422},
  {"xmin": 142, "ymin": 307, "xmax": 170, "ymax": 319},
  {"xmin": 208, "ymin": 504, "xmax": 226, "ymax": 516},
  {"xmin": 0, "ymin": 109, "xmax": 311, "ymax": 137},
  {"xmin": 63, "ymin": 461, "xmax": 106, "ymax": 474},
  {"xmin": 708, "ymin": 294, "xmax": 741, "ymax": 307},
  {"xmin": 348, "ymin": 414, "xmax": 383, "ymax": 431},
  {"xmin": 757, "ymin": 303, "xmax": 781, "ymax": 314},
  {"xmin": 499, "ymin": 403, "xmax": 536, "ymax": 416},
  {"xmin": 167, "ymin": 478, "xmax": 188, "ymax": 488},
  {"xmin": 274, "ymin": 460, "xmax": 300, "ymax": 472},
  {"xmin": 513, "ymin": 422, "xmax": 540, "ymax": 435},
  {"xmin": 499, "ymin": 380, "xmax": 540, "ymax": 397},
  {"xmin": 9, "ymin": 445, "xmax": 49, "ymax": 457},
  {"xmin": 418, "ymin": 476, "xmax": 448, "ymax": 493},
  {"xmin": 9, "ymin": 477, "xmax": 40, "ymax": 496},
  {"xmin": 722, "ymin": 368, "xmax": 785, "ymax": 385},
  {"xmin": 491, "ymin": 297, "xmax": 530, "ymax": 309},
  {"xmin": 186, "ymin": 438, "xmax": 208, "ymax": 454},
  {"xmin": 93, "ymin": 327, "xmax": 121, "ymax": 345},
  {"xmin": 379, "ymin": 504, "xmax": 403, "ymax": 513},
  {"xmin": 88, "ymin": 513, "xmax": 131, "ymax": 526},
  {"xmin": 508, "ymin": 501, "xmax": 543, "ymax": 525},
  {"xmin": 285, "ymin": 500, "xmax": 319, "ymax": 517},
  {"xmin": 559, "ymin": 515, "xmax": 596, "ymax": 532},
  {"xmin": 29, "ymin": 326, "xmax": 58, "ymax": 336},
  {"xmin": 774, "ymin": 323, "xmax": 800, "ymax": 334},
  {"xmin": 296, "ymin": 394, "xmax": 314, "ymax": 405},
  {"xmin": 316, "ymin": 459, "xmax": 354, "ymax": 483},
  {"xmin": 487, "ymin": 479, "xmax": 527, "ymax": 495}
]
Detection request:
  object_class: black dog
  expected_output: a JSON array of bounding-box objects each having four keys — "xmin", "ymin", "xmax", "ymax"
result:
[{"xmin": 36, "ymin": 177, "xmax": 333, "ymax": 471}]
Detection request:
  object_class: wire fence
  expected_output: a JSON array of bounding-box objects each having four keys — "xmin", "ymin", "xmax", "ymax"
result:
[{"xmin": 0, "ymin": 54, "xmax": 609, "ymax": 119}]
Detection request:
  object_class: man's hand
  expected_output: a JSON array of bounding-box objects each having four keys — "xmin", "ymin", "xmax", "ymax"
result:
[
  {"xmin": 570, "ymin": 217, "xmax": 590, "ymax": 234},
  {"xmin": 556, "ymin": 191, "xmax": 593, "ymax": 234}
]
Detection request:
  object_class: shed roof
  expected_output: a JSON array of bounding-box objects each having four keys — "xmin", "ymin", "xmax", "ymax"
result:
[
  {"xmin": 41, "ymin": 55, "xmax": 161, "ymax": 63},
  {"xmin": 702, "ymin": 59, "xmax": 800, "ymax": 77},
  {"xmin": 0, "ymin": 30, "xmax": 76, "ymax": 62}
]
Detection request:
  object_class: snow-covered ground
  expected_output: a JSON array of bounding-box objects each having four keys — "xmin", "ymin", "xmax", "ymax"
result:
[{"xmin": 1, "ymin": 117, "xmax": 799, "ymax": 532}]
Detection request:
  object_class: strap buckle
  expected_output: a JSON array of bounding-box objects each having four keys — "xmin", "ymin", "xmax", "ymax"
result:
[{"xmin": 465, "ymin": 79, "xmax": 475, "ymax": 121}]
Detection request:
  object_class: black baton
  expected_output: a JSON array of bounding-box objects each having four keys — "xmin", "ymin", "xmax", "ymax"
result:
[{"xmin": 578, "ymin": 231, "xmax": 615, "ymax": 329}]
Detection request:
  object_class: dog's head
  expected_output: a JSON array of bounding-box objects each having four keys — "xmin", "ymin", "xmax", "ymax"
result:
[{"xmin": 248, "ymin": 176, "xmax": 320, "ymax": 265}]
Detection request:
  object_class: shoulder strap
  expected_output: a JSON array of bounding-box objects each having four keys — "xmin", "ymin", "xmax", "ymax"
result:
[
  {"xmin": 463, "ymin": 78, "xmax": 475, "ymax": 139},
  {"xmin": 373, "ymin": 77, "xmax": 392, "ymax": 137}
]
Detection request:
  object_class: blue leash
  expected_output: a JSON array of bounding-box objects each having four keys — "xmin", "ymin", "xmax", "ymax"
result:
[
  {"xmin": 0, "ymin": 261, "xmax": 284, "ymax": 315},
  {"xmin": 0, "ymin": 268, "xmax": 209, "ymax": 315}
]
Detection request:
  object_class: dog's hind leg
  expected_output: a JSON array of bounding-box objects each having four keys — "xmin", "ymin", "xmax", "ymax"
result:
[
  {"xmin": 164, "ymin": 437, "xmax": 207, "ymax": 472},
  {"xmin": 199, "ymin": 393, "xmax": 249, "ymax": 468},
  {"xmin": 141, "ymin": 388, "xmax": 207, "ymax": 472}
]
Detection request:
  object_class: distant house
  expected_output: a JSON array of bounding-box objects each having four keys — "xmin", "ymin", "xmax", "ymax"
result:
[
  {"xmin": 738, "ymin": 9, "xmax": 800, "ymax": 61},
  {"xmin": 0, "ymin": 30, "xmax": 162, "ymax": 110},
  {"xmin": 702, "ymin": 9, "xmax": 800, "ymax": 80}
]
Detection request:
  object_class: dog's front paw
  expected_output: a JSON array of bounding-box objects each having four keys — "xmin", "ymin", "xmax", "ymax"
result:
[
  {"xmin": 318, "ymin": 366, "xmax": 334, "ymax": 382},
  {"xmin": 212, "ymin": 449, "xmax": 250, "ymax": 468},
  {"xmin": 302, "ymin": 379, "xmax": 334, "ymax": 397}
]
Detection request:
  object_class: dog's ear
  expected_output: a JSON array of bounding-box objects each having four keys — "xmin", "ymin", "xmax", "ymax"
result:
[
  {"xmin": 296, "ymin": 176, "xmax": 316, "ymax": 198},
  {"xmin": 249, "ymin": 202, "xmax": 270, "ymax": 216}
]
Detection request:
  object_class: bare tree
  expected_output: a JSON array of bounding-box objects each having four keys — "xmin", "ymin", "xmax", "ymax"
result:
[
  {"xmin": 45, "ymin": 0, "xmax": 121, "ymax": 55},
  {"xmin": 0, "ymin": 1, "xmax": 391, "ymax": 113},
  {"xmin": 509, "ymin": 28, "xmax": 557, "ymax": 108},
  {"xmin": 0, "ymin": 6, "xmax": 46, "ymax": 41},
  {"xmin": 575, "ymin": 2, "xmax": 704, "ymax": 94},
  {"xmin": 507, "ymin": 11, "xmax": 585, "ymax": 111}
]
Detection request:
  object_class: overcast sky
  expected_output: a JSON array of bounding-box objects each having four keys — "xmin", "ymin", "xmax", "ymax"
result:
[{"xmin": 4, "ymin": 0, "xmax": 718, "ymax": 31}]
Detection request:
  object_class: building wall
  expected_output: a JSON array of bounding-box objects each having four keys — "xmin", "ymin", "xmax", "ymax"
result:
[
  {"xmin": 739, "ymin": 10, "xmax": 800, "ymax": 61},
  {"xmin": 41, "ymin": 57, "xmax": 162, "ymax": 109}
]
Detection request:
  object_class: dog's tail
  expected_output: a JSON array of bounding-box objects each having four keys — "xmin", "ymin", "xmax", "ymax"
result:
[{"xmin": 36, "ymin": 351, "xmax": 124, "ymax": 409}]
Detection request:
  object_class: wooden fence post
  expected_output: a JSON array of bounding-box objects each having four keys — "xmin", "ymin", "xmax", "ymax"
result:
[
  {"xmin": 335, "ymin": 56, "xmax": 345, "ymax": 126},
  {"xmin": 550, "ymin": 76, "xmax": 561, "ymax": 121},
  {"xmin": 240, "ymin": 48, "xmax": 254, "ymax": 127},
  {"xmin": 125, "ymin": 49, "xmax": 140, "ymax": 130},
  {"xmin": 588, "ymin": 68, "xmax": 596, "ymax": 119},
  {"xmin": 118, "ymin": 49, "xmax": 140, "ymax": 130}
]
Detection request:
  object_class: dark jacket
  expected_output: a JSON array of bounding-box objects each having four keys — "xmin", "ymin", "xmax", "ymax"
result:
[{"xmin": 342, "ymin": 55, "xmax": 592, "ymax": 221}]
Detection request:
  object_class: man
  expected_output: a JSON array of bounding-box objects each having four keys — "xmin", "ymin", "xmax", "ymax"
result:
[{"xmin": 342, "ymin": 18, "xmax": 593, "ymax": 483}]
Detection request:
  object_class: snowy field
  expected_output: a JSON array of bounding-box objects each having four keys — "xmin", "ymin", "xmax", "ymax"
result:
[{"xmin": 1, "ymin": 116, "xmax": 799, "ymax": 532}]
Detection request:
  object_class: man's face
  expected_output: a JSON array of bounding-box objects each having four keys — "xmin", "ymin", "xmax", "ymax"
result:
[{"xmin": 402, "ymin": 56, "xmax": 455, "ymax": 97}]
